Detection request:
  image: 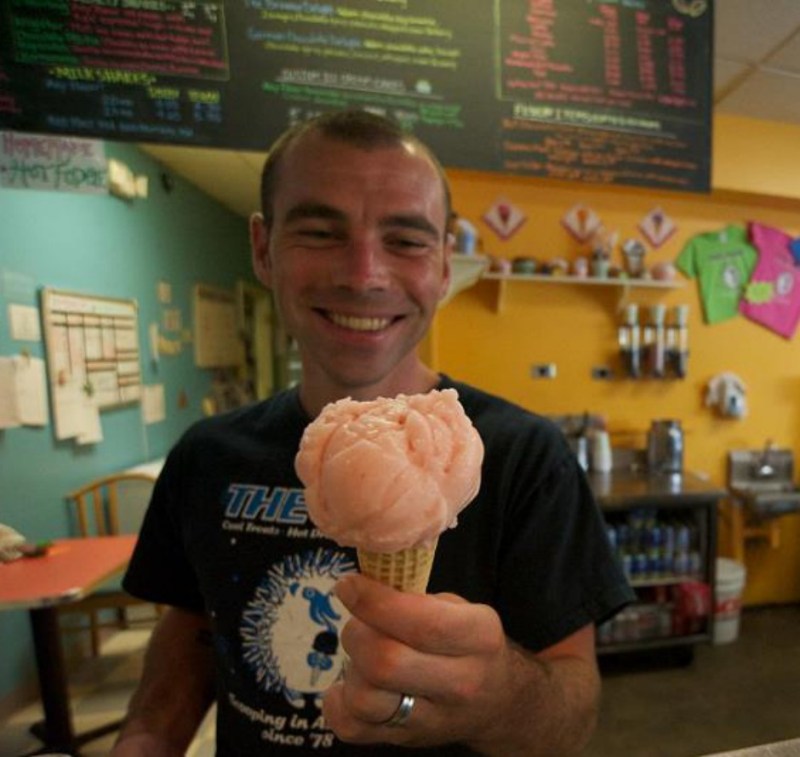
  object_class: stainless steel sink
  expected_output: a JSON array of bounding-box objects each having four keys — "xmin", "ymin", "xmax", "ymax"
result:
[{"xmin": 728, "ymin": 447, "xmax": 800, "ymax": 519}]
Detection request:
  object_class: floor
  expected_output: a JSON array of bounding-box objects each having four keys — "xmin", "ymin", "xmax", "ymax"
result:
[
  {"xmin": 1, "ymin": 605, "xmax": 798, "ymax": 757},
  {"xmin": 0, "ymin": 628, "xmax": 217, "ymax": 757},
  {"xmin": 586, "ymin": 605, "xmax": 800, "ymax": 757}
]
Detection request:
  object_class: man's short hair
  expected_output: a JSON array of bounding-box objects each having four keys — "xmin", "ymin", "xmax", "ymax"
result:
[{"xmin": 259, "ymin": 109, "xmax": 452, "ymax": 233}]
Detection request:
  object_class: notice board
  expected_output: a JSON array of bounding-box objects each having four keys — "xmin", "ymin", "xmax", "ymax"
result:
[
  {"xmin": 41, "ymin": 288, "xmax": 141, "ymax": 439},
  {"xmin": 0, "ymin": 0, "xmax": 713, "ymax": 192},
  {"xmin": 193, "ymin": 283, "xmax": 244, "ymax": 368}
]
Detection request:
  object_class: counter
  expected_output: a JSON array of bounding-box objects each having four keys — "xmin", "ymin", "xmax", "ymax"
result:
[
  {"xmin": 700, "ymin": 738, "xmax": 800, "ymax": 756},
  {"xmin": 588, "ymin": 470, "xmax": 726, "ymax": 511}
]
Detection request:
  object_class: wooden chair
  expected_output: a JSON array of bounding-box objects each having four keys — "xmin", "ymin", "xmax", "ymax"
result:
[{"xmin": 60, "ymin": 472, "xmax": 162, "ymax": 657}]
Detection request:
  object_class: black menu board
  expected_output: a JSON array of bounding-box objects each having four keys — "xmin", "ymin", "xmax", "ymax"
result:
[{"xmin": 0, "ymin": 0, "xmax": 713, "ymax": 192}]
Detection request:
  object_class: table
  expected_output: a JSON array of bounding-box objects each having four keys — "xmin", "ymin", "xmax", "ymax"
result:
[{"xmin": 0, "ymin": 535, "xmax": 137, "ymax": 755}]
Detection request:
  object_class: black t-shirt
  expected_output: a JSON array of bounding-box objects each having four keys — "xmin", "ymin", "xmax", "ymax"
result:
[{"xmin": 124, "ymin": 376, "xmax": 633, "ymax": 755}]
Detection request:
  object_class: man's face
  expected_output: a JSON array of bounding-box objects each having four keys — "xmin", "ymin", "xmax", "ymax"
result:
[{"xmin": 251, "ymin": 132, "xmax": 452, "ymax": 396}]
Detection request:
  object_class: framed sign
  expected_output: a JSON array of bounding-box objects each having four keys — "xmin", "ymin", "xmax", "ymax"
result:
[{"xmin": 193, "ymin": 283, "xmax": 244, "ymax": 368}]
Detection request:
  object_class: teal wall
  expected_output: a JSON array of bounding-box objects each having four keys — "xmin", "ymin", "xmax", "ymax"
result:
[{"xmin": 0, "ymin": 141, "xmax": 254, "ymax": 701}]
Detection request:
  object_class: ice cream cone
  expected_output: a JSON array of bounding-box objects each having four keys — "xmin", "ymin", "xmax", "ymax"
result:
[{"xmin": 357, "ymin": 540, "xmax": 438, "ymax": 594}]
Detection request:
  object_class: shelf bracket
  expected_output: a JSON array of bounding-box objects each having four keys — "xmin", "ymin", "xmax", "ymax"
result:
[
  {"xmin": 744, "ymin": 521, "xmax": 782, "ymax": 550},
  {"xmin": 723, "ymin": 497, "xmax": 783, "ymax": 560},
  {"xmin": 494, "ymin": 278, "xmax": 506, "ymax": 313}
]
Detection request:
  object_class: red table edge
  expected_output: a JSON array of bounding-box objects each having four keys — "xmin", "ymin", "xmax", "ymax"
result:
[{"xmin": 0, "ymin": 534, "xmax": 137, "ymax": 610}]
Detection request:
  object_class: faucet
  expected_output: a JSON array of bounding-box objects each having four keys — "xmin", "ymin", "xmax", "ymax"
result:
[{"xmin": 756, "ymin": 439, "xmax": 777, "ymax": 478}]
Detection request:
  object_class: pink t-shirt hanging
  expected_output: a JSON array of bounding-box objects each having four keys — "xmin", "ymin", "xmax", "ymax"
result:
[{"xmin": 740, "ymin": 222, "xmax": 800, "ymax": 339}]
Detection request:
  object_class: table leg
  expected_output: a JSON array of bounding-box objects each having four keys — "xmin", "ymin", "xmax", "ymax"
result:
[
  {"xmin": 28, "ymin": 606, "xmax": 76, "ymax": 752},
  {"xmin": 27, "ymin": 607, "xmax": 125, "ymax": 756}
]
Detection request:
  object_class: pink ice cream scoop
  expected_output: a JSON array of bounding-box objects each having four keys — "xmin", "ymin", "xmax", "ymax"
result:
[{"xmin": 295, "ymin": 388, "xmax": 484, "ymax": 553}]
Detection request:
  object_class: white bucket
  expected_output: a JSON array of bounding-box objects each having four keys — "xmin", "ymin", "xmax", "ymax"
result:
[{"xmin": 713, "ymin": 558, "xmax": 747, "ymax": 644}]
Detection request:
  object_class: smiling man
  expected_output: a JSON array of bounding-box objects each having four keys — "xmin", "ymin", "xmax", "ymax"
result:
[
  {"xmin": 114, "ymin": 110, "xmax": 633, "ymax": 757},
  {"xmin": 250, "ymin": 119, "xmax": 450, "ymax": 415}
]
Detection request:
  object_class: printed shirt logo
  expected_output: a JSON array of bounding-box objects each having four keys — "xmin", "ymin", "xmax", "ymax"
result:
[
  {"xmin": 776, "ymin": 271, "xmax": 795, "ymax": 298},
  {"xmin": 722, "ymin": 263, "xmax": 741, "ymax": 290},
  {"xmin": 218, "ymin": 483, "xmax": 357, "ymax": 747},
  {"xmin": 241, "ymin": 549, "xmax": 355, "ymax": 709},
  {"xmin": 224, "ymin": 483, "xmax": 308, "ymax": 525}
]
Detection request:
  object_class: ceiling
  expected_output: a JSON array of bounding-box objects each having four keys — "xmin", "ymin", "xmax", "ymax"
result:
[{"xmin": 140, "ymin": 0, "xmax": 800, "ymax": 219}]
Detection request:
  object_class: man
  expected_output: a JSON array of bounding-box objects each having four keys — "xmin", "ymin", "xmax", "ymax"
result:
[{"xmin": 113, "ymin": 109, "xmax": 633, "ymax": 756}]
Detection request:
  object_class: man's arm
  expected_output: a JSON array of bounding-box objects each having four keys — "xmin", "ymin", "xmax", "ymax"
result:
[
  {"xmin": 111, "ymin": 606, "xmax": 216, "ymax": 757},
  {"xmin": 322, "ymin": 575, "xmax": 600, "ymax": 757},
  {"xmin": 468, "ymin": 625, "xmax": 599, "ymax": 757}
]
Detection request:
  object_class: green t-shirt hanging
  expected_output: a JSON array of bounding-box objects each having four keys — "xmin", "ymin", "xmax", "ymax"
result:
[{"xmin": 676, "ymin": 225, "xmax": 758, "ymax": 324}]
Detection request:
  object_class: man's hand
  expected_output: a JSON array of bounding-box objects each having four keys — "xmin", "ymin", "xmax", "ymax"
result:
[
  {"xmin": 322, "ymin": 574, "xmax": 600, "ymax": 756},
  {"xmin": 323, "ymin": 573, "xmax": 510, "ymax": 748}
]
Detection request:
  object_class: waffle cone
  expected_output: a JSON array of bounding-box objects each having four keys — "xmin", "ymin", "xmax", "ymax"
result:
[{"xmin": 357, "ymin": 540, "xmax": 438, "ymax": 594}]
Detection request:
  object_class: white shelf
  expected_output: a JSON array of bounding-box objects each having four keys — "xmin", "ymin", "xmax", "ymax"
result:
[
  {"xmin": 440, "ymin": 254, "xmax": 490, "ymax": 307},
  {"xmin": 480, "ymin": 272, "xmax": 683, "ymax": 311},
  {"xmin": 482, "ymin": 272, "xmax": 682, "ymax": 288}
]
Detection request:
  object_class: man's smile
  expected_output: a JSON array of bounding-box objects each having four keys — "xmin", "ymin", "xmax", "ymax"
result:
[{"xmin": 323, "ymin": 311, "xmax": 396, "ymax": 332}]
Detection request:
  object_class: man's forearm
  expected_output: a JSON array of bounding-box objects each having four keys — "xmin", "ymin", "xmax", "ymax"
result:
[
  {"xmin": 113, "ymin": 607, "xmax": 216, "ymax": 756},
  {"xmin": 468, "ymin": 639, "xmax": 601, "ymax": 757}
]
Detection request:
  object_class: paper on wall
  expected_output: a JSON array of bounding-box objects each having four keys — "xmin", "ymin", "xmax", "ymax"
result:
[
  {"xmin": 0, "ymin": 359, "xmax": 21, "ymax": 429},
  {"xmin": 8, "ymin": 304, "xmax": 42, "ymax": 341},
  {"xmin": 142, "ymin": 384, "xmax": 166, "ymax": 425},
  {"xmin": 14, "ymin": 355, "xmax": 48, "ymax": 426},
  {"xmin": 76, "ymin": 396, "xmax": 103, "ymax": 445},
  {"xmin": 0, "ymin": 355, "xmax": 49, "ymax": 428},
  {"xmin": 52, "ymin": 378, "xmax": 87, "ymax": 440}
]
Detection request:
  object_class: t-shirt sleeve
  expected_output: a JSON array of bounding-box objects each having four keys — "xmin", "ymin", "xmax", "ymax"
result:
[
  {"xmin": 123, "ymin": 443, "xmax": 206, "ymax": 612},
  {"xmin": 493, "ymin": 426, "xmax": 635, "ymax": 652},
  {"xmin": 676, "ymin": 237, "xmax": 699, "ymax": 278}
]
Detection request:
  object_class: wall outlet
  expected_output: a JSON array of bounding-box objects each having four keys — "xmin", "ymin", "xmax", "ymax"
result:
[
  {"xmin": 591, "ymin": 365, "xmax": 614, "ymax": 380},
  {"xmin": 531, "ymin": 363, "xmax": 557, "ymax": 379}
]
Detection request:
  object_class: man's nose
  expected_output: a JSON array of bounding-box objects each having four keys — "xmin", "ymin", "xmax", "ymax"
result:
[{"xmin": 335, "ymin": 234, "xmax": 389, "ymax": 289}]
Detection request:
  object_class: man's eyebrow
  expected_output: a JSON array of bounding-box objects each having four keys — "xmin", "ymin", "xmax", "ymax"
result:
[
  {"xmin": 284, "ymin": 202, "xmax": 346, "ymax": 224},
  {"xmin": 380, "ymin": 214, "xmax": 440, "ymax": 237},
  {"xmin": 283, "ymin": 204, "xmax": 441, "ymax": 238}
]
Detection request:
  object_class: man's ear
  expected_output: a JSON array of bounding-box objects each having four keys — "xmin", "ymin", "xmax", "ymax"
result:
[
  {"xmin": 438, "ymin": 232, "xmax": 455, "ymax": 301},
  {"xmin": 250, "ymin": 213, "xmax": 272, "ymax": 288}
]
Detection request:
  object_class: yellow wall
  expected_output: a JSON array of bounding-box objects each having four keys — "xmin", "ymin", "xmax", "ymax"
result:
[{"xmin": 433, "ymin": 114, "xmax": 800, "ymax": 606}]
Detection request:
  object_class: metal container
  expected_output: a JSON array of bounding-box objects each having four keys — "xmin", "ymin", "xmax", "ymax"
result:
[{"xmin": 647, "ymin": 419, "xmax": 684, "ymax": 474}]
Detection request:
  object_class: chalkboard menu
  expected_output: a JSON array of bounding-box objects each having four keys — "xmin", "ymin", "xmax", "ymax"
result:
[{"xmin": 0, "ymin": 0, "xmax": 713, "ymax": 192}]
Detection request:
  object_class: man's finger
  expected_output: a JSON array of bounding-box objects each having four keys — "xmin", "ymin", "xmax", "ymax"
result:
[{"xmin": 334, "ymin": 574, "xmax": 501, "ymax": 655}]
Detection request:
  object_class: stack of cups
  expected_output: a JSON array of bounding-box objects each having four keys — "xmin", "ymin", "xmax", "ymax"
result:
[{"xmin": 591, "ymin": 430, "xmax": 613, "ymax": 473}]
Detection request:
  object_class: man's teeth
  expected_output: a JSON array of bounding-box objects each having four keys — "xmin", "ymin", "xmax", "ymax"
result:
[{"xmin": 328, "ymin": 313, "xmax": 391, "ymax": 331}]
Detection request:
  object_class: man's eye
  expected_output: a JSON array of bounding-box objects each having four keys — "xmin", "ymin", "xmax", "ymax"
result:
[
  {"xmin": 296, "ymin": 228, "xmax": 343, "ymax": 245},
  {"xmin": 387, "ymin": 236, "xmax": 431, "ymax": 254}
]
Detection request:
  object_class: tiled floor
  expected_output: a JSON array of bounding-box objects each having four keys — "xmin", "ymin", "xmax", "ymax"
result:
[{"xmin": 2, "ymin": 605, "xmax": 799, "ymax": 756}]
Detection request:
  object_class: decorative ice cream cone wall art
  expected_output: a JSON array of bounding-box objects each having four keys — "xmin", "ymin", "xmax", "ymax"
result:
[
  {"xmin": 562, "ymin": 203, "xmax": 601, "ymax": 243},
  {"xmin": 640, "ymin": 207, "xmax": 677, "ymax": 248},
  {"xmin": 483, "ymin": 197, "xmax": 527, "ymax": 241}
]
